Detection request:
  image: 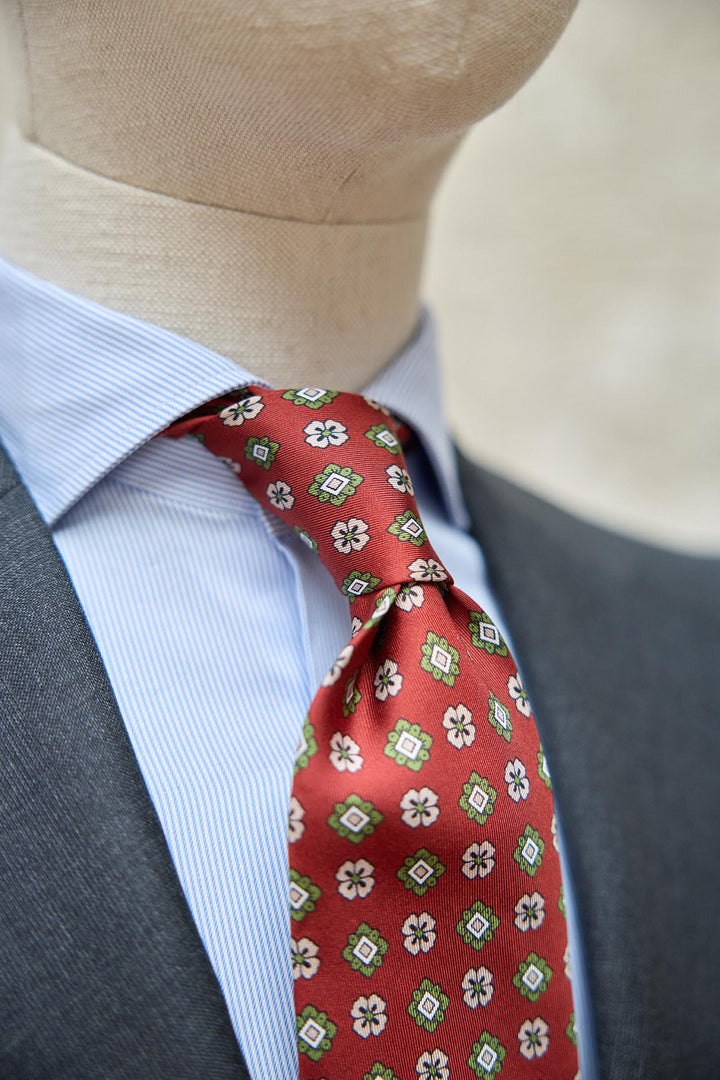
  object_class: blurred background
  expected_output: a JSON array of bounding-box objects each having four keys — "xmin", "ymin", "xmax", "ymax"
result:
[
  {"xmin": 1, "ymin": 0, "xmax": 718, "ymax": 553},
  {"xmin": 425, "ymin": 0, "xmax": 720, "ymax": 553}
]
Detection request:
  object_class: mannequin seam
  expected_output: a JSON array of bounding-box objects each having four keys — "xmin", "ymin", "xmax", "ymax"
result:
[
  {"xmin": 14, "ymin": 0, "xmax": 36, "ymax": 140},
  {"xmin": 15, "ymin": 135, "xmax": 428, "ymax": 230}
]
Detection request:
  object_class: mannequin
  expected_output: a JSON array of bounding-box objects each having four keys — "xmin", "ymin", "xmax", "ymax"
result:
[{"xmin": 0, "ymin": 0, "xmax": 577, "ymax": 388}]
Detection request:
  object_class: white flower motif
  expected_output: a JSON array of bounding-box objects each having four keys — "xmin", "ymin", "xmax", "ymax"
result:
[
  {"xmin": 514, "ymin": 891, "xmax": 546, "ymax": 931},
  {"xmin": 217, "ymin": 456, "xmax": 242, "ymax": 475},
  {"xmin": 508, "ymin": 670, "xmax": 532, "ymax": 716},
  {"xmin": 504, "ymin": 757, "xmax": 530, "ymax": 802},
  {"xmin": 551, "ymin": 811, "xmax": 560, "ymax": 852},
  {"xmin": 564, "ymin": 941, "xmax": 572, "ymax": 979},
  {"xmin": 462, "ymin": 966, "xmax": 494, "ymax": 1008},
  {"xmin": 385, "ymin": 463, "xmax": 414, "ymax": 495},
  {"xmin": 396, "ymin": 583, "xmax": 425, "ymax": 611},
  {"xmin": 518, "ymin": 1016, "xmax": 550, "ymax": 1060},
  {"xmin": 336, "ymin": 858, "xmax": 375, "ymax": 900},
  {"xmin": 329, "ymin": 731, "xmax": 364, "ymax": 773},
  {"xmin": 442, "ymin": 703, "xmax": 475, "ymax": 749},
  {"xmin": 331, "ymin": 517, "xmax": 371, "ymax": 554},
  {"xmin": 401, "ymin": 911, "xmax": 436, "ymax": 955},
  {"xmin": 350, "ymin": 615, "xmax": 363, "ymax": 637},
  {"xmin": 303, "ymin": 418, "xmax": 349, "ymax": 449},
  {"xmin": 461, "ymin": 839, "xmax": 496, "ymax": 880},
  {"xmin": 291, "ymin": 936, "xmax": 319, "ymax": 980},
  {"xmin": 350, "ymin": 993, "xmax": 387, "ymax": 1038},
  {"xmin": 288, "ymin": 795, "xmax": 305, "ymax": 843},
  {"xmin": 218, "ymin": 394, "xmax": 264, "ymax": 426},
  {"xmin": 408, "ymin": 558, "xmax": 448, "ymax": 582},
  {"xmin": 266, "ymin": 479, "xmax": 294, "ymax": 511},
  {"xmin": 363, "ymin": 396, "xmax": 391, "ymax": 415},
  {"xmin": 400, "ymin": 787, "xmax": 440, "ymax": 828},
  {"xmin": 321, "ymin": 643, "xmax": 354, "ymax": 686},
  {"xmin": 416, "ymin": 1049, "xmax": 450, "ymax": 1080},
  {"xmin": 374, "ymin": 658, "xmax": 403, "ymax": 701}
]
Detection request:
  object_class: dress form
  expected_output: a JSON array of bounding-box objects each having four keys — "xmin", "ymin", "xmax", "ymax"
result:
[{"xmin": 0, "ymin": 0, "xmax": 577, "ymax": 388}]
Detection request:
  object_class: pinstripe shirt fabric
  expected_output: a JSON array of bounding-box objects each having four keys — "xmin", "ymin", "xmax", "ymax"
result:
[{"xmin": 0, "ymin": 254, "xmax": 593, "ymax": 1080}]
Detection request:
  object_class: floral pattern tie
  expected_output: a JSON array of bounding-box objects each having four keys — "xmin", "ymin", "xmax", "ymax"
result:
[{"xmin": 163, "ymin": 387, "xmax": 579, "ymax": 1080}]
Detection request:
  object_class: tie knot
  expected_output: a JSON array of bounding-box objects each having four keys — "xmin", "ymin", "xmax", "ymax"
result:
[{"xmin": 165, "ymin": 385, "xmax": 451, "ymax": 602}]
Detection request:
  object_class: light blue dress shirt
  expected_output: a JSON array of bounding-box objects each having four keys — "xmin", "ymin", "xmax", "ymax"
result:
[{"xmin": 0, "ymin": 254, "xmax": 593, "ymax": 1080}]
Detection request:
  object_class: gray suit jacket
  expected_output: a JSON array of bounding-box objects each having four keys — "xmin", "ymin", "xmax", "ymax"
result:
[{"xmin": 1, "ymin": 440, "xmax": 718, "ymax": 1079}]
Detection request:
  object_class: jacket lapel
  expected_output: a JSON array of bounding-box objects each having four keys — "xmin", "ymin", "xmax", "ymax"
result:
[
  {"xmin": 458, "ymin": 454, "xmax": 720, "ymax": 1080},
  {"xmin": 0, "ymin": 445, "xmax": 249, "ymax": 1079}
]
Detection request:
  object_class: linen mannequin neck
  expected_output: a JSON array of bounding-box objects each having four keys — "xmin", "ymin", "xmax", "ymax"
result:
[{"xmin": 0, "ymin": 0, "xmax": 576, "ymax": 389}]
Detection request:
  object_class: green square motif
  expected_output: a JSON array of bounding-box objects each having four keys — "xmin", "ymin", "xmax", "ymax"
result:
[
  {"xmin": 296, "ymin": 1004, "xmax": 337, "ymax": 1062},
  {"xmin": 364, "ymin": 423, "xmax": 402, "ymax": 455},
  {"xmin": 486, "ymin": 692, "xmax": 513, "ymax": 741},
  {"xmin": 342, "ymin": 570, "xmax": 381, "ymax": 603},
  {"xmin": 468, "ymin": 610, "xmax": 509, "ymax": 657},
  {"xmin": 289, "ymin": 868, "xmax": 321, "ymax": 922},
  {"xmin": 468, "ymin": 1032, "xmax": 506, "ymax": 1077},
  {"xmin": 458, "ymin": 772, "xmax": 497, "ymax": 825},
  {"xmin": 363, "ymin": 1065, "xmax": 401, "ymax": 1080},
  {"xmin": 244, "ymin": 434, "xmax": 279, "ymax": 470},
  {"xmin": 384, "ymin": 718, "xmax": 432, "ymax": 771},
  {"xmin": 512, "ymin": 952, "xmax": 553, "ymax": 1002},
  {"xmin": 283, "ymin": 388, "xmax": 339, "ymax": 409},
  {"xmin": 513, "ymin": 825, "xmax": 545, "ymax": 877},
  {"xmin": 342, "ymin": 922, "xmax": 389, "ymax": 977},
  {"xmin": 397, "ymin": 848, "xmax": 445, "ymax": 896},
  {"xmin": 456, "ymin": 899, "xmax": 499, "ymax": 952},
  {"xmin": 387, "ymin": 509, "xmax": 428, "ymax": 547},
  {"xmin": 407, "ymin": 978, "xmax": 449, "ymax": 1033},
  {"xmin": 308, "ymin": 464, "xmax": 364, "ymax": 507},
  {"xmin": 328, "ymin": 793, "xmax": 383, "ymax": 844},
  {"xmin": 420, "ymin": 631, "xmax": 460, "ymax": 687}
]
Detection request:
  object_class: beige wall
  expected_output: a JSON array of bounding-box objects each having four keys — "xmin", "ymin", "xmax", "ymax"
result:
[
  {"xmin": 427, "ymin": 0, "xmax": 720, "ymax": 553},
  {"xmin": 1, "ymin": 0, "xmax": 718, "ymax": 553}
]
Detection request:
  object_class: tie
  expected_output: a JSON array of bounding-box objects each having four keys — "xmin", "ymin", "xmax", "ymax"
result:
[{"xmin": 163, "ymin": 387, "xmax": 579, "ymax": 1080}]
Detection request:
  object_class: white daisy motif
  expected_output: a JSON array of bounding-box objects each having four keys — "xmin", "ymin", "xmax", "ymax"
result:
[
  {"xmin": 291, "ymin": 936, "xmax": 320, "ymax": 980},
  {"xmin": 508, "ymin": 670, "xmax": 532, "ymax": 716},
  {"xmin": 461, "ymin": 966, "xmax": 494, "ymax": 1008},
  {"xmin": 514, "ymin": 891, "xmax": 546, "ymax": 931},
  {"xmin": 408, "ymin": 558, "xmax": 448, "ymax": 582},
  {"xmin": 336, "ymin": 858, "xmax": 375, "ymax": 900},
  {"xmin": 329, "ymin": 731, "xmax": 364, "ymax": 773},
  {"xmin": 564, "ymin": 941, "xmax": 572, "ymax": 979},
  {"xmin": 401, "ymin": 911, "xmax": 436, "ymax": 955},
  {"xmin": 350, "ymin": 615, "xmax": 364, "ymax": 637},
  {"xmin": 442, "ymin": 703, "xmax": 476, "ymax": 749},
  {"xmin": 385, "ymin": 463, "xmax": 414, "ymax": 495},
  {"xmin": 461, "ymin": 839, "xmax": 496, "ymax": 880},
  {"xmin": 303, "ymin": 418, "xmax": 349, "ymax": 449},
  {"xmin": 518, "ymin": 1016, "xmax": 550, "ymax": 1060},
  {"xmin": 363, "ymin": 396, "xmax": 391, "ymax": 415},
  {"xmin": 321, "ymin": 643, "xmax": 354, "ymax": 686},
  {"xmin": 400, "ymin": 787, "xmax": 440, "ymax": 828},
  {"xmin": 266, "ymin": 479, "xmax": 294, "ymax": 511},
  {"xmin": 288, "ymin": 795, "xmax": 305, "ymax": 843},
  {"xmin": 374, "ymin": 659, "xmax": 403, "ymax": 701},
  {"xmin": 331, "ymin": 517, "xmax": 371, "ymax": 554},
  {"xmin": 218, "ymin": 394, "xmax": 264, "ymax": 426},
  {"xmin": 504, "ymin": 757, "xmax": 530, "ymax": 802},
  {"xmin": 416, "ymin": 1049, "xmax": 450, "ymax": 1080},
  {"xmin": 396, "ymin": 584, "xmax": 425, "ymax": 611},
  {"xmin": 350, "ymin": 994, "xmax": 387, "ymax": 1038},
  {"xmin": 217, "ymin": 456, "xmax": 242, "ymax": 475}
]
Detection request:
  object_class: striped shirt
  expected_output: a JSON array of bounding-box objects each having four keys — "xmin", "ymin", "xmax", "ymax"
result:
[{"xmin": 0, "ymin": 253, "xmax": 593, "ymax": 1079}]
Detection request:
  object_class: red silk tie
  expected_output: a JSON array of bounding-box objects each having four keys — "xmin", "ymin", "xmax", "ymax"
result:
[{"xmin": 164, "ymin": 387, "xmax": 579, "ymax": 1080}]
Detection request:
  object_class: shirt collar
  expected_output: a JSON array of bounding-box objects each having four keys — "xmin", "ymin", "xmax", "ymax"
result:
[{"xmin": 0, "ymin": 254, "xmax": 468, "ymax": 530}]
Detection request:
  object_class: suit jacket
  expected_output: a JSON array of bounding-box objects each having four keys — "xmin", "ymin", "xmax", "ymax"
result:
[{"xmin": 1, "ymin": 439, "xmax": 718, "ymax": 1080}]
